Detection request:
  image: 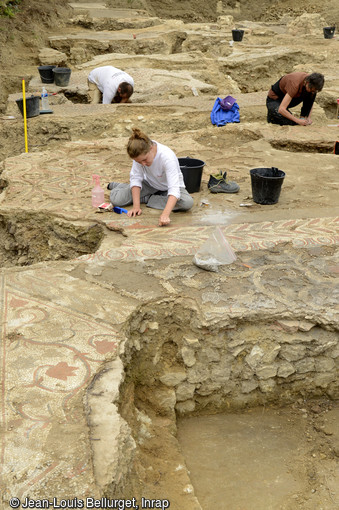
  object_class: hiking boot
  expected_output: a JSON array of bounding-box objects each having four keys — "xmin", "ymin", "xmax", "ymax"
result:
[
  {"xmin": 208, "ymin": 171, "xmax": 240, "ymax": 193},
  {"xmin": 107, "ymin": 182, "xmax": 120, "ymax": 190}
]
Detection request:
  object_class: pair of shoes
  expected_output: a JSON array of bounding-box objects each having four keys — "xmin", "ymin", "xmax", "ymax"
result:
[
  {"xmin": 208, "ymin": 171, "xmax": 240, "ymax": 193},
  {"xmin": 107, "ymin": 182, "xmax": 120, "ymax": 190}
]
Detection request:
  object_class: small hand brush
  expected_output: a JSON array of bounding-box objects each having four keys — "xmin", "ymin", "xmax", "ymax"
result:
[{"xmin": 113, "ymin": 206, "xmax": 128, "ymax": 214}]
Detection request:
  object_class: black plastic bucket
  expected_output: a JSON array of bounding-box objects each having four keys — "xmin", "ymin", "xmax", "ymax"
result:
[
  {"xmin": 250, "ymin": 167, "xmax": 285, "ymax": 205},
  {"xmin": 53, "ymin": 67, "xmax": 71, "ymax": 87},
  {"xmin": 323, "ymin": 26, "xmax": 335, "ymax": 39},
  {"xmin": 178, "ymin": 157, "xmax": 205, "ymax": 193},
  {"xmin": 232, "ymin": 29, "xmax": 244, "ymax": 42},
  {"xmin": 15, "ymin": 96, "xmax": 40, "ymax": 118},
  {"xmin": 38, "ymin": 65, "xmax": 56, "ymax": 83}
]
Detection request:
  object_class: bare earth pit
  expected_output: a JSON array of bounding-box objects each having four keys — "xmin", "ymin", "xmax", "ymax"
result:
[{"xmin": 178, "ymin": 403, "xmax": 339, "ymax": 510}]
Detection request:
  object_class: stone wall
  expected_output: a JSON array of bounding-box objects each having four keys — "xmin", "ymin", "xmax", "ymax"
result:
[
  {"xmin": 105, "ymin": 299, "xmax": 337, "ymax": 502},
  {"xmin": 123, "ymin": 301, "xmax": 339, "ymax": 416}
]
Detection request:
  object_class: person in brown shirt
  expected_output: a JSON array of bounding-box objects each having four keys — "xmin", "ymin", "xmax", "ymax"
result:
[{"xmin": 266, "ymin": 72, "xmax": 324, "ymax": 126}]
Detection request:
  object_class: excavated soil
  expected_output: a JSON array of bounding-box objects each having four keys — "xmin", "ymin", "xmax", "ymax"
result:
[{"xmin": 0, "ymin": 1, "xmax": 338, "ymax": 509}]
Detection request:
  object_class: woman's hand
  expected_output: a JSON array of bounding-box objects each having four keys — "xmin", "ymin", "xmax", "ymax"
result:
[
  {"xmin": 159, "ymin": 213, "xmax": 171, "ymax": 226},
  {"xmin": 299, "ymin": 117, "xmax": 312, "ymax": 126},
  {"xmin": 279, "ymin": 94, "xmax": 312, "ymax": 126},
  {"xmin": 127, "ymin": 207, "xmax": 142, "ymax": 218},
  {"xmin": 158, "ymin": 194, "xmax": 177, "ymax": 226}
]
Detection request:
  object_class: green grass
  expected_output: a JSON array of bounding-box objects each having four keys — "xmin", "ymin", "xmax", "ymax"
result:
[{"xmin": 0, "ymin": 0, "xmax": 22, "ymax": 18}]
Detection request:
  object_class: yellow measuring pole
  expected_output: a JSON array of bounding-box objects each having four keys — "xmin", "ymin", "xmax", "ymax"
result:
[{"xmin": 22, "ymin": 79, "xmax": 28, "ymax": 153}]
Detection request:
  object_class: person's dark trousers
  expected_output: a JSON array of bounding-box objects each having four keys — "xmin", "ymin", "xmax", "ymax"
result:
[
  {"xmin": 266, "ymin": 94, "xmax": 316, "ymax": 125},
  {"xmin": 266, "ymin": 97, "xmax": 297, "ymax": 125}
]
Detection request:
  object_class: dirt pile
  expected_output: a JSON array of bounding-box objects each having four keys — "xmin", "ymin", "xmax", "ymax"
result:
[
  {"xmin": 106, "ymin": 0, "xmax": 339, "ymax": 24},
  {"xmin": 240, "ymin": 0, "xmax": 338, "ymax": 24},
  {"xmin": 0, "ymin": 0, "xmax": 71, "ymax": 111}
]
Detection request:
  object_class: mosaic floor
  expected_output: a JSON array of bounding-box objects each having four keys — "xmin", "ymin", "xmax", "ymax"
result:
[
  {"xmin": 86, "ymin": 216, "xmax": 339, "ymax": 262},
  {"xmin": 1, "ymin": 211, "xmax": 338, "ymax": 501}
]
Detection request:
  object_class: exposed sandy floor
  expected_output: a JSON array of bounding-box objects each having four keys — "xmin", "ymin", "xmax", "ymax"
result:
[{"xmin": 178, "ymin": 402, "xmax": 339, "ymax": 510}]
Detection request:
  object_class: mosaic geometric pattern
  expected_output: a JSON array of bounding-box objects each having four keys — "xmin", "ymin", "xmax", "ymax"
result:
[
  {"xmin": 1, "ymin": 145, "xmax": 122, "ymax": 218},
  {"xmin": 78, "ymin": 216, "xmax": 339, "ymax": 262},
  {"xmin": 0, "ymin": 271, "xmax": 128, "ymax": 501}
]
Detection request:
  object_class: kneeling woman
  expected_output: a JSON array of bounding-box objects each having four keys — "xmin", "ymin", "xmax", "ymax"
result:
[
  {"xmin": 108, "ymin": 128, "xmax": 194, "ymax": 226},
  {"xmin": 266, "ymin": 72, "xmax": 324, "ymax": 126}
]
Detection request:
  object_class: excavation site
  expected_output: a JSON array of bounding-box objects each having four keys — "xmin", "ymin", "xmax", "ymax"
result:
[{"xmin": 0, "ymin": 0, "xmax": 338, "ymax": 509}]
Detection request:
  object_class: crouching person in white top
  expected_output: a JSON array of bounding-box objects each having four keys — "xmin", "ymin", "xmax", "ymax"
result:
[
  {"xmin": 88, "ymin": 66, "xmax": 134, "ymax": 104},
  {"xmin": 108, "ymin": 128, "xmax": 194, "ymax": 226}
]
